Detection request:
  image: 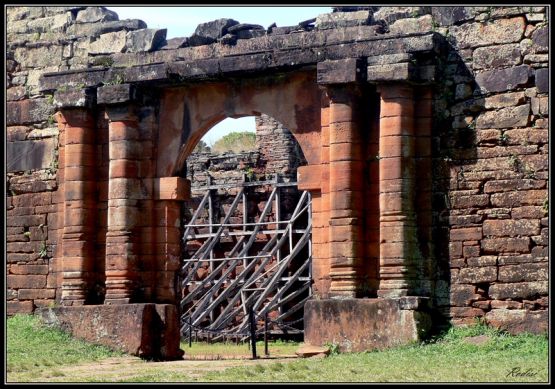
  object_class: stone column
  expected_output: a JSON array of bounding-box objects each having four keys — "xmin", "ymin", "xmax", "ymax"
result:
[
  {"xmin": 377, "ymin": 84, "xmax": 417, "ymax": 297},
  {"xmin": 104, "ymin": 105, "xmax": 142, "ymax": 304},
  {"xmin": 56, "ymin": 108, "xmax": 97, "ymax": 305},
  {"xmin": 327, "ymin": 85, "xmax": 365, "ymax": 297}
]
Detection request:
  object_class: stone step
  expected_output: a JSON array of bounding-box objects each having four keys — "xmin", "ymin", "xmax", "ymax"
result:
[{"xmin": 295, "ymin": 344, "xmax": 330, "ymax": 358}]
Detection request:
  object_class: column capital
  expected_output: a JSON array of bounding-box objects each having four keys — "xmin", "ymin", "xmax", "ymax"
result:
[
  {"xmin": 317, "ymin": 58, "xmax": 367, "ymax": 86},
  {"xmin": 54, "ymin": 87, "xmax": 96, "ymax": 110}
]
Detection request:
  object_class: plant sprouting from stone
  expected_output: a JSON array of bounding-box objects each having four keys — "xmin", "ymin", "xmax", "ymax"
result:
[{"xmin": 38, "ymin": 241, "xmax": 48, "ymax": 259}]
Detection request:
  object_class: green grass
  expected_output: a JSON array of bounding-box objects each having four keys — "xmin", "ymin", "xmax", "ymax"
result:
[
  {"xmin": 180, "ymin": 339, "xmax": 299, "ymax": 358},
  {"xmin": 6, "ymin": 315, "xmax": 549, "ymax": 383},
  {"xmin": 199, "ymin": 323, "xmax": 549, "ymax": 383},
  {"xmin": 7, "ymin": 314, "xmax": 123, "ymax": 374}
]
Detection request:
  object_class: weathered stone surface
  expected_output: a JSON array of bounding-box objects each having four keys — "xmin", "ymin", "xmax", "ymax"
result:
[
  {"xmin": 475, "ymin": 65, "xmax": 530, "ymax": 93},
  {"xmin": 7, "ymin": 138, "xmax": 56, "ymax": 173},
  {"xmin": 89, "ymin": 31, "xmax": 127, "ymax": 54},
  {"xmin": 531, "ymin": 25, "xmax": 548, "ymax": 53},
  {"xmin": 473, "ymin": 44, "xmax": 521, "ymax": 70},
  {"xmin": 189, "ymin": 18, "xmax": 239, "ymax": 46},
  {"xmin": 7, "ymin": 86, "xmax": 27, "ymax": 101},
  {"xmin": 7, "ymin": 98, "xmax": 55, "ymax": 125},
  {"xmin": 373, "ymin": 7, "xmax": 431, "ymax": 23},
  {"xmin": 295, "ymin": 344, "xmax": 330, "ymax": 358},
  {"xmin": 388, "ymin": 15, "xmax": 433, "ymax": 35},
  {"xmin": 484, "ymin": 91, "xmax": 525, "ymax": 109},
  {"xmin": 317, "ymin": 58, "xmax": 366, "ymax": 84},
  {"xmin": 235, "ymin": 29, "xmax": 265, "ymax": 40},
  {"xmin": 37, "ymin": 304, "xmax": 184, "ymax": 360},
  {"xmin": 228, "ymin": 23, "xmax": 264, "ymax": 34},
  {"xmin": 533, "ymin": 68, "xmax": 548, "ymax": 95},
  {"xmin": 160, "ymin": 37, "xmax": 189, "ymax": 50},
  {"xmin": 125, "ymin": 28, "xmax": 167, "ymax": 53},
  {"xmin": 315, "ymin": 11, "xmax": 373, "ymax": 30},
  {"xmin": 304, "ymin": 298, "xmax": 431, "ymax": 352},
  {"xmin": 450, "ymin": 17, "xmax": 525, "ymax": 49},
  {"xmin": 367, "ymin": 62, "xmax": 413, "ymax": 82},
  {"xmin": 489, "ymin": 281, "xmax": 547, "ymax": 300},
  {"xmin": 76, "ymin": 7, "xmax": 118, "ymax": 23},
  {"xmin": 66, "ymin": 19, "xmax": 147, "ymax": 38},
  {"xmin": 14, "ymin": 45, "xmax": 64, "ymax": 68},
  {"xmin": 457, "ymin": 267, "xmax": 497, "ymax": 283},
  {"xmin": 476, "ymin": 104, "xmax": 530, "ymax": 129},
  {"xmin": 25, "ymin": 12, "xmax": 74, "ymax": 34},
  {"xmin": 54, "ymin": 88, "xmax": 96, "ymax": 109},
  {"xmin": 485, "ymin": 309, "xmax": 547, "ymax": 335},
  {"xmin": 498, "ymin": 262, "xmax": 548, "ymax": 282},
  {"xmin": 431, "ymin": 7, "xmax": 474, "ymax": 26}
]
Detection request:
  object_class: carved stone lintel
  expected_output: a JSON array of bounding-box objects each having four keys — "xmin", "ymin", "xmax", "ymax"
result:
[{"xmin": 317, "ymin": 58, "xmax": 367, "ymax": 85}]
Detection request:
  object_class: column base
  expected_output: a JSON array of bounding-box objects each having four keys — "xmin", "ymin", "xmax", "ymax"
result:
[
  {"xmin": 36, "ymin": 303, "xmax": 184, "ymax": 360},
  {"xmin": 304, "ymin": 297, "xmax": 431, "ymax": 352}
]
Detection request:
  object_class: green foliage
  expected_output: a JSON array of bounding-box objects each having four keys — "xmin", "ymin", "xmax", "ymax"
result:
[
  {"xmin": 211, "ymin": 131, "xmax": 256, "ymax": 154},
  {"xmin": 38, "ymin": 241, "xmax": 48, "ymax": 259},
  {"xmin": 542, "ymin": 198, "xmax": 548, "ymax": 213},
  {"xmin": 193, "ymin": 140, "xmax": 211, "ymax": 153},
  {"xmin": 325, "ymin": 342, "xmax": 340, "ymax": 355}
]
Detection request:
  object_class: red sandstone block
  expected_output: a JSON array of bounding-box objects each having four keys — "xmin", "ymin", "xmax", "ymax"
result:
[
  {"xmin": 7, "ymin": 253, "xmax": 41, "ymax": 263},
  {"xmin": 379, "ymin": 136, "xmax": 415, "ymax": 158},
  {"xmin": 415, "ymin": 137, "xmax": 432, "ymax": 157},
  {"xmin": 29, "ymin": 226, "xmax": 48, "ymax": 241},
  {"xmin": 105, "ymin": 256, "xmax": 138, "ymax": 271},
  {"xmin": 330, "ymin": 190, "xmax": 364, "ymax": 211},
  {"xmin": 483, "ymin": 219, "xmax": 541, "ymax": 237},
  {"xmin": 329, "ymin": 122, "xmax": 362, "ymax": 145},
  {"xmin": 379, "ymin": 116, "xmax": 415, "ymax": 137},
  {"xmin": 321, "ymin": 107, "xmax": 330, "ymax": 127},
  {"xmin": 64, "ymin": 166, "xmax": 97, "ymax": 181},
  {"xmin": 378, "ymin": 84, "xmax": 414, "ymax": 100},
  {"xmin": 450, "ymin": 227, "xmax": 483, "ymax": 241},
  {"xmin": 109, "ymin": 160, "xmax": 140, "ymax": 178},
  {"xmin": 154, "ymin": 177, "xmax": 191, "ymax": 201},
  {"xmin": 8, "ymin": 207, "xmax": 35, "ymax": 216},
  {"xmin": 379, "ymin": 192, "xmax": 411, "ymax": 214},
  {"xmin": 329, "ymin": 161, "xmax": 364, "ymax": 191},
  {"xmin": 380, "ymin": 241, "xmax": 406, "ymax": 259},
  {"xmin": 330, "ymin": 225, "xmax": 361, "ymax": 243},
  {"xmin": 57, "ymin": 110, "xmax": 94, "ymax": 127},
  {"xmin": 450, "ymin": 307, "xmax": 485, "ymax": 318},
  {"xmin": 109, "ymin": 140, "xmax": 143, "ymax": 160},
  {"xmin": 34, "ymin": 204, "xmax": 58, "ymax": 214},
  {"xmin": 63, "ymin": 208, "xmax": 97, "ymax": 227},
  {"xmin": 329, "ymin": 102, "xmax": 354, "ymax": 124},
  {"xmin": 65, "ymin": 150, "xmax": 96, "ymax": 167},
  {"xmin": 9, "ymin": 264, "xmax": 49, "ymax": 275},
  {"xmin": 329, "ymin": 142, "xmax": 364, "ymax": 162},
  {"xmin": 8, "ymin": 274, "xmax": 47, "ymax": 289},
  {"xmin": 109, "ymin": 122, "xmax": 140, "ymax": 141},
  {"xmin": 379, "ymin": 157, "xmax": 414, "ymax": 180},
  {"xmin": 7, "ymin": 301, "xmax": 34, "ymax": 315},
  {"xmin": 18, "ymin": 289, "xmax": 56, "ymax": 300},
  {"xmin": 330, "ymin": 241, "xmax": 359, "ymax": 258},
  {"xmin": 380, "ymin": 225, "xmax": 418, "ymax": 243},
  {"xmin": 482, "ymin": 237, "xmax": 530, "ymax": 254},
  {"xmin": 380, "ymin": 99, "xmax": 415, "ymax": 119},
  {"xmin": 297, "ymin": 165, "xmax": 322, "ymax": 191},
  {"xmin": 62, "ymin": 240, "xmax": 94, "ymax": 257},
  {"xmin": 463, "ymin": 245, "xmax": 480, "ymax": 258},
  {"xmin": 379, "ymin": 178, "xmax": 414, "ymax": 194},
  {"xmin": 65, "ymin": 126, "xmax": 95, "ymax": 145}
]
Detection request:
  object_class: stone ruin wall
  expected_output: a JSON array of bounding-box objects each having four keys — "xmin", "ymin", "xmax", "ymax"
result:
[{"xmin": 6, "ymin": 6, "xmax": 549, "ymax": 334}]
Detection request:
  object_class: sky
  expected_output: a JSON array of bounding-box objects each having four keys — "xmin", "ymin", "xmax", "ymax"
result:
[{"xmin": 107, "ymin": 6, "xmax": 332, "ymax": 146}]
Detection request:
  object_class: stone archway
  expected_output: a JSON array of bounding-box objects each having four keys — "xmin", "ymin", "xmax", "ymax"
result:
[{"xmin": 39, "ymin": 17, "xmax": 441, "ymax": 357}]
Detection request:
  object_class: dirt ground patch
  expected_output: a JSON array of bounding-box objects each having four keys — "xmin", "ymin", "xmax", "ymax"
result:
[{"xmin": 8, "ymin": 355, "xmax": 299, "ymax": 382}]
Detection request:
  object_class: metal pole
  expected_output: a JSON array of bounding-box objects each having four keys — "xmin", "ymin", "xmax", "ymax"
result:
[
  {"xmin": 249, "ymin": 307, "xmax": 257, "ymax": 359},
  {"xmin": 264, "ymin": 311, "xmax": 269, "ymax": 357},
  {"xmin": 188, "ymin": 315, "xmax": 192, "ymax": 347}
]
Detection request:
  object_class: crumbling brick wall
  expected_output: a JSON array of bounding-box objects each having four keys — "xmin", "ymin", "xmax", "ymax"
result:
[{"xmin": 6, "ymin": 6, "xmax": 549, "ymax": 334}]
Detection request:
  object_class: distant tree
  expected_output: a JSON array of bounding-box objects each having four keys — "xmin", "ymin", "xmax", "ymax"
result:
[
  {"xmin": 211, "ymin": 131, "xmax": 256, "ymax": 153},
  {"xmin": 193, "ymin": 140, "xmax": 211, "ymax": 153}
]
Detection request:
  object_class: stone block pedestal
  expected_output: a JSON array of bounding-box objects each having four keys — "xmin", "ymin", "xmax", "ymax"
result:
[
  {"xmin": 36, "ymin": 303, "xmax": 184, "ymax": 360},
  {"xmin": 304, "ymin": 298, "xmax": 431, "ymax": 352}
]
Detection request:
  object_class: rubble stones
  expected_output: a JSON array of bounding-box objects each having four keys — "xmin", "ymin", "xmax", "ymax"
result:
[
  {"xmin": 125, "ymin": 28, "xmax": 167, "ymax": 53},
  {"xmin": 76, "ymin": 7, "xmax": 118, "ymax": 23},
  {"xmin": 189, "ymin": 18, "xmax": 239, "ymax": 46},
  {"xmin": 315, "ymin": 11, "xmax": 373, "ymax": 30}
]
